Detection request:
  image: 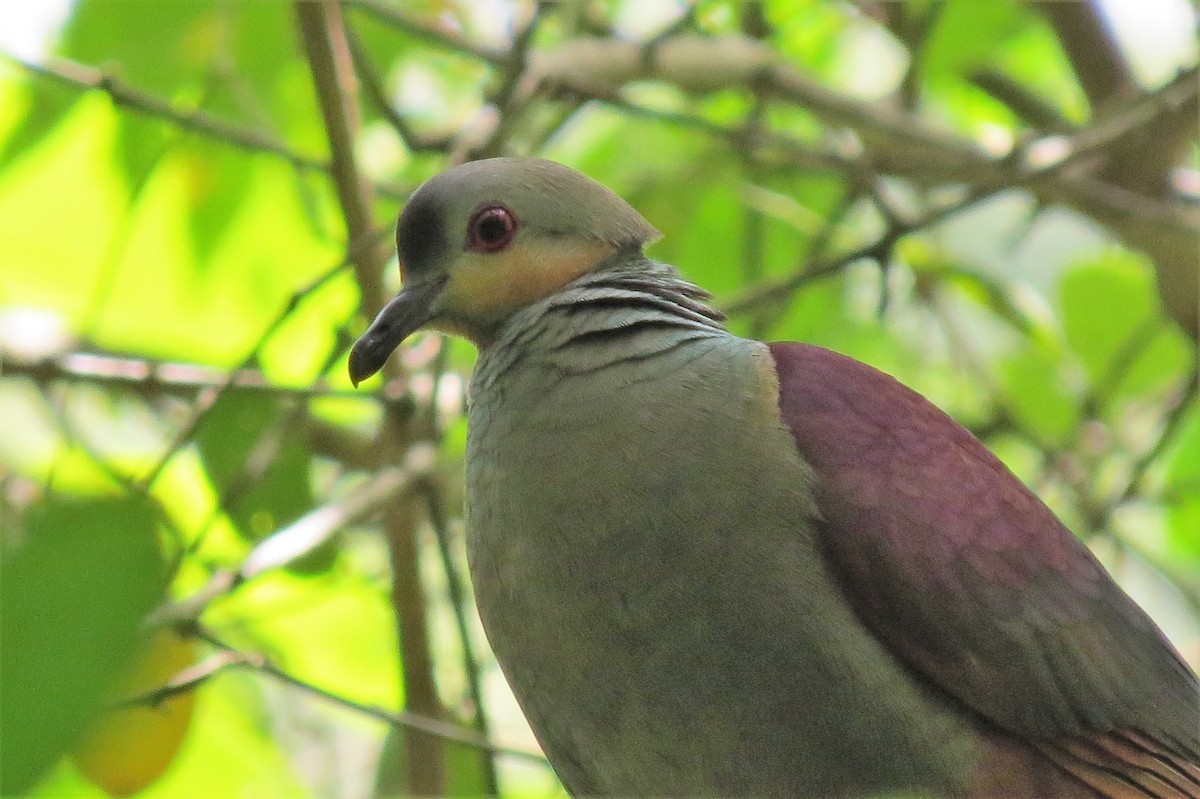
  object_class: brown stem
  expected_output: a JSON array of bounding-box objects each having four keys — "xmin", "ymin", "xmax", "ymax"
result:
[
  {"xmin": 296, "ymin": 2, "xmax": 447, "ymax": 793},
  {"xmin": 1035, "ymin": 0, "xmax": 1137, "ymax": 109},
  {"xmin": 296, "ymin": 0, "xmax": 386, "ymax": 315},
  {"xmin": 385, "ymin": 485, "xmax": 447, "ymax": 793}
]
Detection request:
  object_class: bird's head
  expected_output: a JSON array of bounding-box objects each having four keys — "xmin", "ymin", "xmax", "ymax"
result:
[{"xmin": 347, "ymin": 157, "xmax": 660, "ymax": 385}]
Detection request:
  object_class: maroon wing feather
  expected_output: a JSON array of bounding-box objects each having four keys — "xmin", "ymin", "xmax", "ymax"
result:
[{"xmin": 768, "ymin": 342, "xmax": 1200, "ymax": 797}]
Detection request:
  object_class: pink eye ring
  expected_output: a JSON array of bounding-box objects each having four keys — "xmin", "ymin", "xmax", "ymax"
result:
[{"xmin": 467, "ymin": 205, "xmax": 518, "ymax": 252}]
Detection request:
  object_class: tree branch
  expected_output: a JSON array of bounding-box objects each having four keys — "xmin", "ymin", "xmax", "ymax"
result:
[
  {"xmin": 147, "ymin": 446, "xmax": 434, "ymax": 628},
  {"xmin": 1035, "ymin": 0, "xmax": 1138, "ymax": 109},
  {"xmin": 345, "ymin": 24, "xmax": 450, "ymax": 154},
  {"xmin": 0, "ymin": 352, "xmax": 371, "ymax": 401},
  {"xmin": 297, "ymin": 3, "xmax": 447, "ymax": 793},
  {"xmin": 8, "ymin": 55, "xmax": 408, "ymax": 200},
  {"xmin": 417, "ymin": 478, "xmax": 499, "ymax": 794},
  {"xmin": 723, "ymin": 71, "xmax": 1200, "ymax": 323},
  {"xmin": 348, "ymin": 0, "xmax": 507, "ymax": 66},
  {"xmin": 297, "ymin": 0, "xmax": 387, "ymax": 315},
  {"xmin": 117, "ymin": 630, "xmax": 548, "ymax": 767},
  {"xmin": 969, "ymin": 68, "xmax": 1075, "ymax": 132},
  {"xmin": 137, "ymin": 228, "xmax": 389, "ymax": 490}
]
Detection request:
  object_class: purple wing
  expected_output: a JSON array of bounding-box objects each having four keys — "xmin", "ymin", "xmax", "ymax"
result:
[{"xmin": 768, "ymin": 342, "xmax": 1200, "ymax": 797}]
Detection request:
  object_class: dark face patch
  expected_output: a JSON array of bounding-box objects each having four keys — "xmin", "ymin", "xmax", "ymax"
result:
[{"xmin": 395, "ymin": 192, "xmax": 446, "ymax": 277}]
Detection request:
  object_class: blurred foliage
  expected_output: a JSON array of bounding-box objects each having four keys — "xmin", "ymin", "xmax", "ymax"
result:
[
  {"xmin": 1, "ymin": 496, "xmax": 166, "ymax": 796},
  {"xmin": 71, "ymin": 629, "xmax": 198, "ymax": 798},
  {"xmin": 0, "ymin": 0, "xmax": 1196, "ymax": 797}
]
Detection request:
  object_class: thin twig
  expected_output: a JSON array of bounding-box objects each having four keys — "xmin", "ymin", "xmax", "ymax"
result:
[
  {"xmin": 722, "ymin": 70, "xmax": 1200, "ymax": 317},
  {"xmin": 1116, "ymin": 369, "xmax": 1199, "ymax": 508},
  {"xmin": 8, "ymin": 55, "xmax": 408, "ymax": 200},
  {"xmin": 462, "ymin": 1, "xmax": 549, "ymax": 161},
  {"xmin": 201, "ymin": 627, "xmax": 548, "ymax": 765},
  {"xmin": 348, "ymin": 0, "xmax": 507, "ymax": 66},
  {"xmin": 969, "ymin": 68, "xmax": 1075, "ymax": 133},
  {"xmin": 148, "ymin": 446, "xmax": 435, "ymax": 628},
  {"xmin": 0, "ymin": 352, "xmax": 375, "ymax": 401},
  {"xmin": 298, "ymin": 4, "xmax": 448, "ymax": 793},
  {"xmin": 419, "ymin": 477, "xmax": 500, "ymax": 796},
  {"xmin": 36, "ymin": 377, "xmax": 195, "ymax": 555},
  {"xmin": 138, "ymin": 225, "xmax": 388, "ymax": 490},
  {"xmin": 116, "ymin": 630, "xmax": 549, "ymax": 767},
  {"xmin": 721, "ymin": 182, "xmax": 984, "ymax": 315},
  {"xmin": 112, "ymin": 651, "xmax": 249, "ymax": 708},
  {"xmin": 345, "ymin": 24, "xmax": 447, "ymax": 153},
  {"xmin": 603, "ymin": 91, "xmax": 1197, "ymax": 251},
  {"xmin": 297, "ymin": 0, "xmax": 388, "ymax": 312}
]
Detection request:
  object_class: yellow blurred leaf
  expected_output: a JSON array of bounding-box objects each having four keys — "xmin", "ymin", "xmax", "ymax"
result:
[{"xmin": 72, "ymin": 629, "xmax": 198, "ymax": 798}]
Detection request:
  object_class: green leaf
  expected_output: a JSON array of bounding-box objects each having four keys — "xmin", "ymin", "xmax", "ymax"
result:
[
  {"xmin": 0, "ymin": 495, "xmax": 166, "ymax": 795},
  {"xmin": 922, "ymin": 0, "xmax": 1025, "ymax": 78},
  {"xmin": 0, "ymin": 95, "xmax": 128, "ymax": 327},
  {"xmin": 193, "ymin": 392, "xmax": 315, "ymax": 547},
  {"xmin": 1060, "ymin": 250, "xmax": 1161, "ymax": 391},
  {"xmin": 998, "ymin": 345, "xmax": 1079, "ymax": 445},
  {"xmin": 1163, "ymin": 399, "xmax": 1200, "ymax": 561},
  {"xmin": 56, "ymin": 0, "xmax": 223, "ymax": 184},
  {"xmin": 59, "ymin": 1, "xmax": 216, "ymax": 95},
  {"xmin": 0, "ymin": 72, "xmax": 81, "ymax": 170}
]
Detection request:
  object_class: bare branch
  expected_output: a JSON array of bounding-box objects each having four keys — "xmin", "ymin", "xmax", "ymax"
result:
[
  {"xmin": 1061, "ymin": 69, "xmax": 1198, "ymax": 173},
  {"xmin": 297, "ymin": 0, "xmax": 388, "ymax": 315},
  {"xmin": 116, "ymin": 632, "xmax": 549, "ymax": 767},
  {"xmin": 1116, "ymin": 369, "xmax": 1200, "ymax": 508},
  {"xmin": 112, "ymin": 651, "xmax": 248, "ymax": 709},
  {"xmin": 723, "ymin": 72, "xmax": 1200, "ymax": 319},
  {"xmin": 8, "ymin": 55, "xmax": 408, "ymax": 201},
  {"xmin": 349, "ymin": 0, "xmax": 507, "ymax": 67},
  {"xmin": 970, "ymin": 68, "xmax": 1075, "ymax": 133},
  {"xmin": 298, "ymin": 4, "xmax": 448, "ymax": 793},
  {"xmin": 1035, "ymin": 0, "xmax": 1138, "ymax": 109},
  {"xmin": 462, "ymin": 1, "xmax": 549, "ymax": 161},
  {"xmin": 416, "ymin": 478, "xmax": 498, "ymax": 794},
  {"xmin": 201, "ymin": 629, "xmax": 548, "ymax": 765},
  {"xmin": 148, "ymin": 445, "xmax": 436, "ymax": 628},
  {"xmin": 1, "ymin": 352, "xmax": 371, "ymax": 402},
  {"xmin": 319, "ymin": 8, "xmax": 1198, "ymax": 337},
  {"xmin": 245, "ymin": 448, "xmax": 432, "ymax": 578},
  {"xmin": 345, "ymin": 24, "xmax": 449, "ymax": 153}
]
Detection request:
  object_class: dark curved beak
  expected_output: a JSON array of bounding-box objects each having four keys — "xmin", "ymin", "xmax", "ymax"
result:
[{"xmin": 348, "ymin": 276, "xmax": 446, "ymax": 386}]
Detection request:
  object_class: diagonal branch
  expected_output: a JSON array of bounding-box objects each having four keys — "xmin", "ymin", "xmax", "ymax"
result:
[
  {"xmin": 297, "ymin": 0, "xmax": 388, "ymax": 315},
  {"xmin": 720, "ymin": 72, "xmax": 1200, "ymax": 316},
  {"xmin": 137, "ymin": 227, "xmax": 389, "ymax": 490},
  {"xmin": 116, "ymin": 631, "xmax": 548, "ymax": 766},
  {"xmin": 147, "ymin": 444, "xmax": 436, "ymax": 628},
  {"xmin": 348, "ymin": 0, "xmax": 507, "ymax": 66},
  {"xmin": 1035, "ymin": 0, "xmax": 1138, "ymax": 109},
  {"xmin": 345, "ymin": 24, "xmax": 449, "ymax": 153},
  {"xmin": 8, "ymin": 56, "xmax": 408, "ymax": 200},
  {"xmin": 723, "ymin": 71, "xmax": 1200, "ymax": 324}
]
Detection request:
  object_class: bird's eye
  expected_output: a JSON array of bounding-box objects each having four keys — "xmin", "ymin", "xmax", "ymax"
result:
[{"xmin": 467, "ymin": 205, "xmax": 517, "ymax": 253}]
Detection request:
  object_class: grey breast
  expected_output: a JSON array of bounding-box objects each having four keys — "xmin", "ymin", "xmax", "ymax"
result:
[{"xmin": 462, "ymin": 261, "xmax": 977, "ymax": 797}]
